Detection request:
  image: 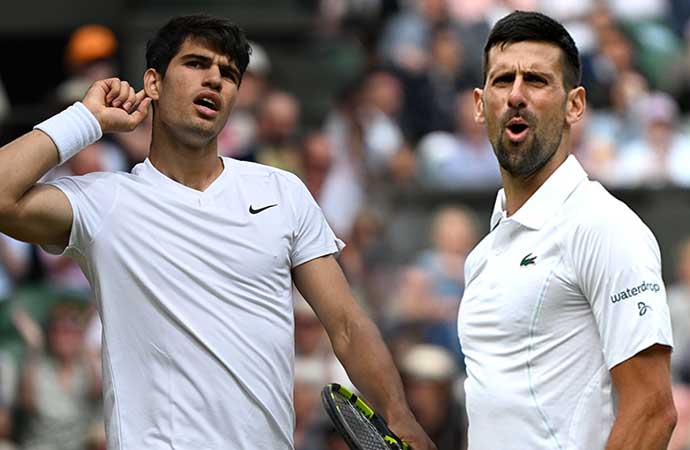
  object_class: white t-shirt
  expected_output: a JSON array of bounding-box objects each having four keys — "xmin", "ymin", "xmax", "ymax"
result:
[
  {"xmin": 47, "ymin": 157, "xmax": 344, "ymax": 450},
  {"xmin": 459, "ymin": 155, "xmax": 672, "ymax": 450}
]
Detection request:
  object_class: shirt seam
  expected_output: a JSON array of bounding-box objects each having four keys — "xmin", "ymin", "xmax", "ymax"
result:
[
  {"xmin": 82, "ymin": 175, "xmax": 122, "ymax": 254},
  {"xmin": 526, "ymin": 257, "xmax": 565, "ymax": 450}
]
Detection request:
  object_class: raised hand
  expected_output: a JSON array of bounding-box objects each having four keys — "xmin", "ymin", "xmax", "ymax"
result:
[
  {"xmin": 11, "ymin": 307, "xmax": 44, "ymax": 354},
  {"xmin": 82, "ymin": 78, "xmax": 152, "ymax": 134}
]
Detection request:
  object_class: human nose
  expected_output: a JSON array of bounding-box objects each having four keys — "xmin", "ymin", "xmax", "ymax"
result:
[
  {"xmin": 203, "ymin": 64, "xmax": 222, "ymax": 90},
  {"xmin": 507, "ymin": 77, "xmax": 527, "ymax": 110}
]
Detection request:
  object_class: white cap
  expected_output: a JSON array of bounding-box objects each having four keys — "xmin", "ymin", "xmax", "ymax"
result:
[{"xmin": 399, "ymin": 344, "xmax": 457, "ymax": 381}]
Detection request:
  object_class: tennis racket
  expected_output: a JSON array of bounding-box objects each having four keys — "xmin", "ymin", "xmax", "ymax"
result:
[{"xmin": 321, "ymin": 383, "xmax": 409, "ymax": 450}]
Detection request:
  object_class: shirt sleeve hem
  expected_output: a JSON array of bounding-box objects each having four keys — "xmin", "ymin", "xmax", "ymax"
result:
[
  {"xmin": 291, "ymin": 240, "xmax": 346, "ymax": 268},
  {"xmin": 606, "ymin": 333, "xmax": 674, "ymax": 370}
]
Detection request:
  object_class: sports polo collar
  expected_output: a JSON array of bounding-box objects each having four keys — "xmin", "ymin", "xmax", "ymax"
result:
[{"xmin": 490, "ymin": 155, "xmax": 588, "ymax": 231}]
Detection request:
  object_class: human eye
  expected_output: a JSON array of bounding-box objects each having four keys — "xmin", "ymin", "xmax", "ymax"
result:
[
  {"xmin": 524, "ymin": 73, "xmax": 547, "ymax": 85},
  {"xmin": 492, "ymin": 74, "xmax": 513, "ymax": 86},
  {"xmin": 221, "ymin": 67, "xmax": 240, "ymax": 84}
]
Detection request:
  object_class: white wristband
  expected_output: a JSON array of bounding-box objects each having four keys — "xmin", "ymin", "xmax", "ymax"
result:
[{"xmin": 34, "ymin": 102, "xmax": 103, "ymax": 165}]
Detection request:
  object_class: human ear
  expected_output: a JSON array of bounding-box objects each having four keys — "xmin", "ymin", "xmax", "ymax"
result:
[
  {"xmin": 566, "ymin": 86, "xmax": 586, "ymax": 125},
  {"xmin": 144, "ymin": 69, "xmax": 161, "ymax": 101},
  {"xmin": 473, "ymin": 88, "xmax": 486, "ymax": 124}
]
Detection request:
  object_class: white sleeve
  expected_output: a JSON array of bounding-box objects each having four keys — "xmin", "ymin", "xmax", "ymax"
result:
[
  {"xmin": 569, "ymin": 206, "xmax": 673, "ymax": 369},
  {"xmin": 285, "ymin": 174, "xmax": 345, "ymax": 268},
  {"xmin": 43, "ymin": 172, "xmax": 120, "ymax": 257}
]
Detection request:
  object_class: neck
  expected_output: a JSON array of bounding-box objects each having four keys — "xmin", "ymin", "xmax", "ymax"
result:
[
  {"xmin": 501, "ymin": 146, "xmax": 569, "ymax": 217},
  {"xmin": 148, "ymin": 123, "xmax": 224, "ymax": 191}
]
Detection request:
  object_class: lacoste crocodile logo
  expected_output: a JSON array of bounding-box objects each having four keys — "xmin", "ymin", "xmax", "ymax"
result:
[{"xmin": 520, "ymin": 253, "xmax": 537, "ymax": 267}]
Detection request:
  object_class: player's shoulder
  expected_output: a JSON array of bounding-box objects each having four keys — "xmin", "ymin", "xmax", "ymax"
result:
[
  {"xmin": 48, "ymin": 169, "xmax": 126, "ymax": 190},
  {"xmin": 561, "ymin": 178, "xmax": 655, "ymax": 244},
  {"xmin": 223, "ymin": 157, "xmax": 305, "ymax": 189}
]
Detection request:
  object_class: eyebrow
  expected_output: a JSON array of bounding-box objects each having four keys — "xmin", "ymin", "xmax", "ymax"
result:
[
  {"xmin": 180, "ymin": 53, "xmax": 241, "ymax": 83},
  {"xmin": 489, "ymin": 67, "xmax": 553, "ymax": 81}
]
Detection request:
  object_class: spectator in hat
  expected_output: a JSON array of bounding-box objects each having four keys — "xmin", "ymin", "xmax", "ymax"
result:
[
  {"xmin": 56, "ymin": 25, "xmax": 119, "ymax": 105},
  {"xmin": 398, "ymin": 345, "xmax": 467, "ymax": 450}
]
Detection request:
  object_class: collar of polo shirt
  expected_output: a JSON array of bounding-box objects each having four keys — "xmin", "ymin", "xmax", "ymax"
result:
[{"xmin": 490, "ymin": 155, "xmax": 588, "ymax": 231}]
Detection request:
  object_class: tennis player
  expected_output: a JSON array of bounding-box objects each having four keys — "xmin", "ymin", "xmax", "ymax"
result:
[
  {"xmin": 459, "ymin": 11, "xmax": 676, "ymax": 450},
  {"xmin": 0, "ymin": 15, "xmax": 434, "ymax": 450}
]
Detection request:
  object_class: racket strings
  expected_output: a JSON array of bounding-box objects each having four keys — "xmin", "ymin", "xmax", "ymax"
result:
[{"xmin": 333, "ymin": 394, "xmax": 390, "ymax": 450}]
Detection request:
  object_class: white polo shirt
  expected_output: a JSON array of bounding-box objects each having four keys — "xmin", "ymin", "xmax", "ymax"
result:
[
  {"xmin": 458, "ymin": 155, "xmax": 672, "ymax": 450},
  {"xmin": 47, "ymin": 157, "xmax": 344, "ymax": 450}
]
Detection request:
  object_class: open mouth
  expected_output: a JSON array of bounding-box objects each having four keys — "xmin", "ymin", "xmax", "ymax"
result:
[
  {"xmin": 193, "ymin": 92, "xmax": 221, "ymax": 117},
  {"xmin": 505, "ymin": 120, "xmax": 530, "ymax": 142},
  {"xmin": 194, "ymin": 97, "xmax": 219, "ymax": 111}
]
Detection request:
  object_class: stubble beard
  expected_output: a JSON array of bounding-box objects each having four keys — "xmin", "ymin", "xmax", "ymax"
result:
[{"xmin": 492, "ymin": 111, "xmax": 564, "ymax": 178}]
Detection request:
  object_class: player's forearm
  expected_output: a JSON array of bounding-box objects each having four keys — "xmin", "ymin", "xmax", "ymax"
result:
[
  {"xmin": 330, "ymin": 316, "xmax": 412, "ymax": 423},
  {"xmin": 604, "ymin": 399, "xmax": 676, "ymax": 450},
  {"xmin": 0, "ymin": 130, "xmax": 60, "ymax": 218}
]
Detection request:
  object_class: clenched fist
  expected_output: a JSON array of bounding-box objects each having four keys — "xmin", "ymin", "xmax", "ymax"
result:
[{"xmin": 82, "ymin": 78, "xmax": 151, "ymax": 134}]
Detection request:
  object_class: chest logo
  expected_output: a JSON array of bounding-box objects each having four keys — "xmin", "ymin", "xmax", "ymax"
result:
[
  {"xmin": 520, "ymin": 253, "xmax": 537, "ymax": 266},
  {"xmin": 249, "ymin": 204, "xmax": 278, "ymax": 214}
]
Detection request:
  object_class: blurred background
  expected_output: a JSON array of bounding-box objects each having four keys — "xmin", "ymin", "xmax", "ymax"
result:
[{"xmin": 1, "ymin": 0, "xmax": 690, "ymax": 449}]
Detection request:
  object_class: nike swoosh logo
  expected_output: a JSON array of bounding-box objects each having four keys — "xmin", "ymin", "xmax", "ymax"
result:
[{"xmin": 249, "ymin": 204, "xmax": 278, "ymax": 214}]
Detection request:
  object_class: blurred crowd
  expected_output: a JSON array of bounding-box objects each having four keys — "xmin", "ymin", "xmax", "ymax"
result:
[{"xmin": 2, "ymin": 0, "xmax": 690, "ymax": 449}]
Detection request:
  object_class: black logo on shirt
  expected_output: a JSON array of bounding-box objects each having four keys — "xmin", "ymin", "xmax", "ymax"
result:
[
  {"xmin": 249, "ymin": 204, "xmax": 277, "ymax": 214},
  {"xmin": 638, "ymin": 302, "xmax": 652, "ymax": 316},
  {"xmin": 610, "ymin": 281, "xmax": 660, "ymax": 304},
  {"xmin": 520, "ymin": 253, "xmax": 537, "ymax": 266}
]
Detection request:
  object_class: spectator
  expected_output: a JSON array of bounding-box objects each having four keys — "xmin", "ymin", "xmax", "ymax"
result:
[
  {"xmin": 585, "ymin": 69, "xmax": 650, "ymax": 172},
  {"xmin": 417, "ymin": 89, "xmax": 501, "ymax": 189},
  {"xmin": 665, "ymin": 23, "xmax": 690, "ymax": 113},
  {"xmin": 581, "ymin": 9, "xmax": 640, "ymax": 109},
  {"xmin": 336, "ymin": 209, "xmax": 390, "ymax": 317},
  {"xmin": 359, "ymin": 70, "xmax": 406, "ymax": 174},
  {"xmin": 613, "ymin": 92, "xmax": 690, "ymax": 187},
  {"xmin": 301, "ymin": 131, "xmax": 333, "ymax": 201},
  {"xmin": 12, "ymin": 303, "xmax": 102, "ymax": 450},
  {"xmin": 377, "ymin": 0, "xmax": 448, "ymax": 74},
  {"xmin": 321, "ymin": 82, "xmax": 367, "ymax": 237},
  {"xmin": 397, "ymin": 26, "xmax": 480, "ymax": 140},
  {"xmin": 55, "ymin": 25, "xmax": 119, "ymax": 106},
  {"xmin": 398, "ymin": 344, "xmax": 467, "ymax": 450},
  {"xmin": 242, "ymin": 90, "xmax": 302, "ymax": 175}
]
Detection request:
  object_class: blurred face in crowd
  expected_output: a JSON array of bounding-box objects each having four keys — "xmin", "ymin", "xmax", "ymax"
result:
[
  {"xmin": 145, "ymin": 37, "xmax": 241, "ymax": 147},
  {"xmin": 257, "ymin": 91, "xmax": 300, "ymax": 144},
  {"xmin": 363, "ymin": 72, "xmax": 402, "ymax": 116},
  {"xmin": 474, "ymin": 41, "xmax": 585, "ymax": 178},
  {"xmin": 432, "ymin": 208, "xmax": 478, "ymax": 256},
  {"xmin": 48, "ymin": 310, "xmax": 85, "ymax": 361}
]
